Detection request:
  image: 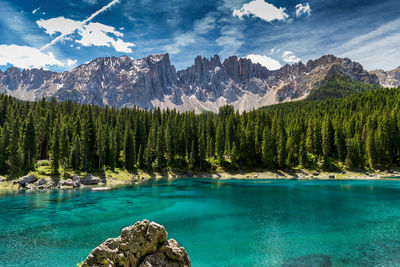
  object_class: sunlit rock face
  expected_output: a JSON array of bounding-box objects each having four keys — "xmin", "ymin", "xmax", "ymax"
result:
[
  {"xmin": 0, "ymin": 53, "xmax": 384, "ymax": 113},
  {"xmin": 82, "ymin": 219, "xmax": 191, "ymax": 267},
  {"xmin": 369, "ymin": 67, "xmax": 400, "ymax": 88}
]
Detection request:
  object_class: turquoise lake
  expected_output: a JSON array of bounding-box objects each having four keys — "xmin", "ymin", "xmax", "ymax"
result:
[{"xmin": 1, "ymin": 178, "xmax": 400, "ymax": 266}]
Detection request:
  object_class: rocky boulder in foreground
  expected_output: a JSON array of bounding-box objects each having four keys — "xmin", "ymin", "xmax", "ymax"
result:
[{"xmin": 82, "ymin": 220, "xmax": 190, "ymax": 267}]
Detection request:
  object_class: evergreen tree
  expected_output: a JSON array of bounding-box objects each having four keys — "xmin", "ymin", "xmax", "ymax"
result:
[
  {"xmin": 165, "ymin": 122, "xmax": 173, "ymax": 167},
  {"xmin": 215, "ymin": 120, "xmax": 225, "ymax": 159},
  {"xmin": 321, "ymin": 117, "xmax": 332, "ymax": 158},
  {"xmin": 69, "ymin": 134, "xmax": 80, "ymax": 170},
  {"xmin": 123, "ymin": 128, "xmax": 135, "ymax": 170},
  {"xmin": 366, "ymin": 130, "xmax": 377, "ymax": 168},
  {"xmin": 51, "ymin": 122, "xmax": 60, "ymax": 174},
  {"xmin": 96, "ymin": 121, "xmax": 104, "ymax": 169},
  {"xmin": 8, "ymin": 117, "xmax": 20, "ymax": 173},
  {"xmin": 22, "ymin": 112, "xmax": 36, "ymax": 170},
  {"xmin": 261, "ymin": 128, "xmax": 274, "ymax": 169},
  {"xmin": 60, "ymin": 123, "xmax": 69, "ymax": 167}
]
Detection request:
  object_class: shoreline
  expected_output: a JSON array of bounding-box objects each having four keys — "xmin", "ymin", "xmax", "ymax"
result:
[{"xmin": 1, "ymin": 168, "xmax": 399, "ymax": 194}]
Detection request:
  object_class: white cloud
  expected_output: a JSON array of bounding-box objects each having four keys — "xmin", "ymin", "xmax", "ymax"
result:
[
  {"xmin": 67, "ymin": 59, "xmax": 78, "ymax": 66},
  {"xmin": 32, "ymin": 7, "xmax": 40, "ymax": 14},
  {"xmin": 164, "ymin": 32, "xmax": 196, "ymax": 55},
  {"xmin": 37, "ymin": 17, "xmax": 81, "ymax": 36},
  {"xmin": 233, "ymin": 0, "xmax": 289, "ymax": 22},
  {"xmin": 245, "ymin": 54, "xmax": 282, "ymax": 70},
  {"xmin": 295, "ymin": 3, "xmax": 311, "ymax": 17},
  {"xmin": 39, "ymin": 0, "xmax": 127, "ymax": 52},
  {"xmin": 0, "ymin": 44, "xmax": 65, "ymax": 69},
  {"xmin": 37, "ymin": 17, "xmax": 135, "ymax": 53},
  {"xmin": 282, "ymin": 50, "xmax": 301, "ymax": 63},
  {"xmin": 193, "ymin": 13, "xmax": 217, "ymax": 35}
]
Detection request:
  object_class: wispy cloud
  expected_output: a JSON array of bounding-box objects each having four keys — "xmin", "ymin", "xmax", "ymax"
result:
[
  {"xmin": 295, "ymin": 3, "xmax": 311, "ymax": 17},
  {"xmin": 0, "ymin": 0, "xmax": 47, "ymax": 46},
  {"xmin": 83, "ymin": 0, "xmax": 98, "ymax": 5},
  {"xmin": 335, "ymin": 17, "xmax": 400, "ymax": 70},
  {"xmin": 32, "ymin": 7, "xmax": 40, "ymax": 14},
  {"xmin": 233, "ymin": 0, "xmax": 289, "ymax": 23},
  {"xmin": 193, "ymin": 13, "xmax": 217, "ymax": 35},
  {"xmin": 164, "ymin": 32, "xmax": 196, "ymax": 55},
  {"xmin": 164, "ymin": 12, "xmax": 218, "ymax": 55},
  {"xmin": 216, "ymin": 25, "xmax": 244, "ymax": 58}
]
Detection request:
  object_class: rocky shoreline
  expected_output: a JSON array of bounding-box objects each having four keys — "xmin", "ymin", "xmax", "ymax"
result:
[
  {"xmin": 11, "ymin": 174, "xmax": 104, "ymax": 190},
  {"xmin": 0, "ymin": 168, "xmax": 398, "ymax": 193}
]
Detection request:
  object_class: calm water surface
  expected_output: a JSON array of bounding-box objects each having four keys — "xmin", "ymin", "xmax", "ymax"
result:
[{"xmin": 1, "ymin": 178, "xmax": 400, "ymax": 266}]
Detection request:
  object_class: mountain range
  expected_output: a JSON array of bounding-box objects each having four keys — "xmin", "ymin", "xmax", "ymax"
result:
[{"xmin": 0, "ymin": 53, "xmax": 399, "ymax": 112}]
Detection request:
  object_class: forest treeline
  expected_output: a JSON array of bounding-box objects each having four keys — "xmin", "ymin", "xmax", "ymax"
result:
[{"xmin": 0, "ymin": 83, "xmax": 399, "ymax": 176}]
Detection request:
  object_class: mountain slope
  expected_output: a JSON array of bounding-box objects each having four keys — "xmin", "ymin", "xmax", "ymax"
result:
[
  {"xmin": 369, "ymin": 67, "xmax": 400, "ymax": 88},
  {"xmin": 0, "ymin": 53, "xmax": 385, "ymax": 112},
  {"xmin": 306, "ymin": 75, "xmax": 381, "ymax": 101}
]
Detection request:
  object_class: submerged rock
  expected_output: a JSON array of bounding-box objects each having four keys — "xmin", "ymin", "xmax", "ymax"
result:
[
  {"xmin": 91, "ymin": 187, "xmax": 111, "ymax": 191},
  {"xmin": 82, "ymin": 219, "xmax": 190, "ymax": 267},
  {"xmin": 283, "ymin": 254, "xmax": 332, "ymax": 267}
]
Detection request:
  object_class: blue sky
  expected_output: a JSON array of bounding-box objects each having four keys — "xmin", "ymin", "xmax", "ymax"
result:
[{"xmin": 0, "ymin": 0, "xmax": 399, "ymax": 72}]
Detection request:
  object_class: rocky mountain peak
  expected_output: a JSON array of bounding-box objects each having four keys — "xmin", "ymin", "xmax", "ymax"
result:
[
  {"xmin": 0, "ymin": 53, "xmax": 394, "ymax": 112},
  {"xmin": 369, "ymin": 65, "xmax": 400, "ymax": 88}
]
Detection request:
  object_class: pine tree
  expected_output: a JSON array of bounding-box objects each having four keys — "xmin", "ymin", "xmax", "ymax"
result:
[
  {"xmin": 38, "ymin": 113, "xmax": 50, "ymax": 160},
  {"xmin": 0, "ymin": 127, "xmax": 5, "ymax": 173},
  {"xmin": 60, "ymin": 123, "xmax": 69, "ymax": 167},
  {"xmin": 123, "ymin": 128, "xmax": 135, "ymax": 170},
  {"xmin": 321, "ymin": 117, "xmax": 332, "ymax": 158},
  {"xmin": 81, "ymin": 111, "xmax": 96, "ymax": 171},
  {"xmin": 334, "ymin": 122, "xmax": 346, "ymax": 161},
  {"xmin": 137, "ymin": 144, "xmax": 143, "ymax": 169},
  {"xmin": 198, "ymin": 129, "xmax": 206, "ymax": 170},
  {"xmin": 366, "ymin": 130, "xmax": 376, "ymax": 168},
  {"xmin": 0, "ymin": 123, "xmax": 9, "ymax": 173},
  {"xmin": 261, "ymin": 128, "xmax": 274, "ymax": 169},
  {"xmin": 69, "ymin": 134, "xmax": 80, "ymax": 170},
  {"xmin": 109, "ymin": 129, "xmax": 117, "ymax": 171},
  {"xmin": 215, "ymin": 120, "xmax": 225, "ymax": 159},
  {"xmin": 97, "ymin": 121, "xmax": 104, "ymax": 170},
  {"xmin": 299, "ymin": 137, "xmax": 308, "ymax": 168},
  {"xmin": 276, "ymin": 120, "xmax": 286, "ymax": 169},
  {"xmin": 165, "ymin": 122, "xmax": 173, "ymax": 167},
  {"xmin": 8, "ymin": 117, "xmax": 20, "ymax": 173},
  {"xmin": 22, "ymin": 112, "xmax": 36, "ymax": 170},
  {"xmin": 51, "ymin": 122, "xmax": 60, "ymax": 174}
]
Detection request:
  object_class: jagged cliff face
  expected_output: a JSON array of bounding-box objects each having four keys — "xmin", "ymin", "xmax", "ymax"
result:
[
  {"xmin": 370, "ymin": 67, "xmax": 400, "ymax": 88},
  {"xmin": 0, "ymin": 53, "xmax": 385, "ymax": 112}
]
